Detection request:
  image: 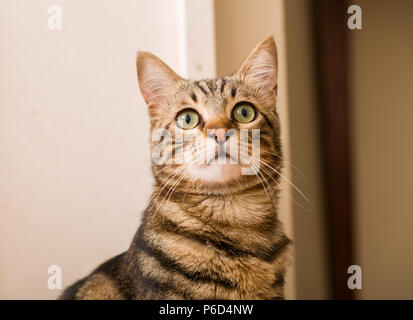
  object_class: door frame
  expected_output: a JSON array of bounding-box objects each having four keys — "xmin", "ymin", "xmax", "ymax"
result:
[{"xmin": 313, "ymin": 0, "xmax": 355, "ymax": 300}]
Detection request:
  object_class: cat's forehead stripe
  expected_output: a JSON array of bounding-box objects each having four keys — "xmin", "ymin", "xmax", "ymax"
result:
[
  {"xmin": 205, "ymin": 80, "xmax": 217, "ymax": 93},
  {"xmin": 195, "ymin": 81, "xmax": 209, "ymax": 95},
  {"xmin": 231, "ymin": 88, "xmax": 237, "ymax": 97},
  {"xmin": 220, "ymin": 79, "xmax": 227, "ymax": 93}
]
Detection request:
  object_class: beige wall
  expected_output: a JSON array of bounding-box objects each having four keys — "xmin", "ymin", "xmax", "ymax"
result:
[
  {"xmin": 215, "ymin": 0, "xmax": 330, "ymax": 299},
  {"xmin": 283, "ymin": 0, "xmax": 330, "ymax": 299},
  {"xmin": 0, "ymin": 0, "xmax": 182, "ymax": 299},
  {"xmin": 350, "ymin": 0, "xmax": 413, "ymax": 299}
]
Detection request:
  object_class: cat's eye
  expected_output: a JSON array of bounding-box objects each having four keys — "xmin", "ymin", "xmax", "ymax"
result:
[
  {"xmin": 232, "ymin": 103, "xmax": 256, "ymax": 123},
  {"xmin": 176, "ymin": 109, "xmax": 200, "ymax": 129}
]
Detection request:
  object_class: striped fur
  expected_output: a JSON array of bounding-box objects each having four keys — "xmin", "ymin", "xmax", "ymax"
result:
[{"xmin": 60, "ymin": 37, "xmax": 291, "ymax": 300}]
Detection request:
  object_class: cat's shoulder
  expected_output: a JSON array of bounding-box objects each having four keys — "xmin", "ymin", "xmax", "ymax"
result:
[{"xmin": 59, "ymin": 252, "xmax": 128, "ymax": 300}]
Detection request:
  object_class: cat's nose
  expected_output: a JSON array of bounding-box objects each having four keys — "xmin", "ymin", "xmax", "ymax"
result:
[
  {"xmin": 208, "ymin": 128, "xmax": 230, "ymax": 143},
  {"xmin": 205, "ymin": 118, "xmax": 234, "ymax": 144}
]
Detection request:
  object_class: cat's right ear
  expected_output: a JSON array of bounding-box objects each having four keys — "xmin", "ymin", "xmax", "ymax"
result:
[{"xmin": 136, "ymin": 52, "xmax": 182, "ymax": 117}]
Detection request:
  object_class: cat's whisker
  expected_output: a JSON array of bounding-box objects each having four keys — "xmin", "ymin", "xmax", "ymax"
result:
[
  {"xmin": 249, "ymin": 162, "xmax": 275, "ymax": 203},
  {"xmin": 150, "ymin": 170, "xmax": 187, "ymax": 224},
  {"xmin": 254, "ymin": 158, "xmax": 313, "ymax": 213},
  {"xmin": 251, "ymin": 166, "xmax": 270, "ymax": 199},
  {"xmin": 251, "ymin": 157, "xmax": 314, "ymax": 213},
  {"xmin": 155, "ymin": 150, "xmax": 209, "ymax": 222},
  {"xmin": 159, "ymin": 173, "xmax": 187, "ymax": 223},
  {"xmin": 260, "ymin": 150, "xmax": 311, "ymax": 184},
  {"xmin": 150, "ymin": 165, "xmax": 187, "ymax": 212},
  {"xmin": 152, "ymin": 151, "xmax": 206, "ymax": 218},
  {"xmin": 182, "ymin": 172, "xmax": 195, "ymax": 202},
  {"xmin": 258, "ymin": 158, "xmax": 311, "ymax": 204}
]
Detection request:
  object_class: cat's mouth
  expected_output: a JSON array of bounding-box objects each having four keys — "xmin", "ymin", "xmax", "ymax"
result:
[
  {"xmin": 186, "ymin": 147, "xmax": 245, "ymax": 184},
  {"xmin": 206, "ymin": 150, "xmax": 238, "ymax": 165}
]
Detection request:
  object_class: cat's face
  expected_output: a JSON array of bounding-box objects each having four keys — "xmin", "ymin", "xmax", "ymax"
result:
[{"xmin": 137, "ymin": 37, "xmax": 282, "ymax": 194}]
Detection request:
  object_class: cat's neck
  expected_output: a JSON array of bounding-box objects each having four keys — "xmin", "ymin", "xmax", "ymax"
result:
[
  {"xmin": 152, "ymin": 181, "xmax": 278, "ymax": 223},
  {"xmin": 140, "ymin": 183, "xmax": 282, "ymax": 251}
]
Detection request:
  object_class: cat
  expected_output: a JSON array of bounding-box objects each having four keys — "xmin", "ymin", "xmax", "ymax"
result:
[{"xmin": 60, "ymin": 37, "xmax": 291, "ymax": 300}]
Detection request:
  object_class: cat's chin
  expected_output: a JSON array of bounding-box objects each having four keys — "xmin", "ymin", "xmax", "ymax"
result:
[{"xmin": 188, "ymin": 163, "xmax": 243, "ymax": 184}]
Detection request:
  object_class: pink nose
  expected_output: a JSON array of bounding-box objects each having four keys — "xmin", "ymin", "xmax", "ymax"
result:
[
  {"xmin": 204, "ymin": 118, "xmax": 234, "ymax": 143},
  {"xmin": 207, "ymin": 128, "xmax": 229, "ymax": 143}
]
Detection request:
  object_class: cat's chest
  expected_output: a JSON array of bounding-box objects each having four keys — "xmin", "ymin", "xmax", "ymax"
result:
[
  {"xmin": 147, "ymin": 192, "xmax": 287, "ymax": 299},
  {"xmin": 191, "ymin": 250, "xmax": 289, "ymax": 300},
  {"xmin": 178, "ymin": 193, "xmax": 276, "ymax": 225}
]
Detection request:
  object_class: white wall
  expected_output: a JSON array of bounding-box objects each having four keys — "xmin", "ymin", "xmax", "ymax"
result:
[
  {"xmin": 0, "ymin": 0, "xmax": 297, "ymax": 300},
  {"xmin": 0, "ymin": 0, "xmax": 182, "ymax": 299}
]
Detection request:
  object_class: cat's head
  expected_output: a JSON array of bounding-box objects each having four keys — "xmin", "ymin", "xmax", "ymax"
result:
[{"xmin": 136, "ymin": 37, "xmax": 282, "ymax": 195}]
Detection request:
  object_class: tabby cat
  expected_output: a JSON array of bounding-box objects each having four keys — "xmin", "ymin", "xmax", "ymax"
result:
[{"xmin": 60, "ymin": 37, "xmax": 291, "ymax": 300}]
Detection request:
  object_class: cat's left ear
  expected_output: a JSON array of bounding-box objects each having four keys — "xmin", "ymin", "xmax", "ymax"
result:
[
  {"xmin": 236, "ymin": 37, "xmax": 278, "ymax": 93},
  {"xmin": 137, "ymin": 52, "xmax": 183, "ymax": 117}
]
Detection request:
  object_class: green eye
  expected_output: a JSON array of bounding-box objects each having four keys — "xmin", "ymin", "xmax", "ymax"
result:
[
  {"xmin": 176, "ymin": 109, "xmax": 200, "ymax": 129},
  {"xmin": 232, "ymin": 104, "xmax": 255, "ymax": 123}
]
